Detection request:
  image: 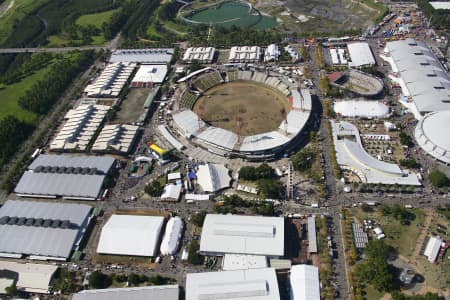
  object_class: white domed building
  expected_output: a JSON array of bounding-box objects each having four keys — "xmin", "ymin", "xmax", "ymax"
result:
[{"xmin": 414, "ymin": 111, "xmax": 450, "ymax": 165}]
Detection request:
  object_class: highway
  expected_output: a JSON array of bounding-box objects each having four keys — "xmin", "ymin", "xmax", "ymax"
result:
[{"xmin": 0, "ymin": 46, "xmax": 106, "ymax": 53}]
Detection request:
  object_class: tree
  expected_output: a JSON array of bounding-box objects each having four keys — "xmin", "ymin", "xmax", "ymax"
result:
[
  {"xmin": 399, "ymin": 132, "xmax": 412, "ymax": 146},
  {"xmin": 257, "ymin": 179, "xmax": 282, "ymax": 199},
  {"xmin": 127, "ymin": 273, "xmax": 140, "ymax": 286},
  {"xmin": 88, "ymin": 271, "xmax": 111, "ymax": 289},
  {"xmin": 399, "ymin": 158, "xmax": 418, "ymax": 169},
  {"xmin": 239, "ymin": 166, "xmax": 257, "ymax": 181},
  {"xmin": 290, "ymin": 147, "xmax": 316, "ymax": 171},
  {"xmin": 429, "ymin": 170, "xmax": 448, "ymax": 188},
  {"xmin": 355, "ymin": 255, "xmax": 394, "ymax": 291},
  {"xmin": 191, "ymin": 210, "xmax": 206, "ymax": 227},
  {"xmin": 188, "ymin": 240, "xmax": 203, "ymax": 265},
  {"xmin": 52, "ymin": 268, "xmax": 78, "ymax": 294},
  {"xmin": 145, "ymin": 181, "xmax": 164, "ymax": 196},
  {"xmin": 364, "ymin": 240, "xmax": 394, "ymax": 260},
  {"xmin": 5, "ymin": 284, "xmax": 17, "ymax": 296},
  {"xmin": 255, "ymin": 163, "xmax": 274, "ymax": 179}
]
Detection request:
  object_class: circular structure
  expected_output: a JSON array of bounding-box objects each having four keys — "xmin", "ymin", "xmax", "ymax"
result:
[
  {"xmin": 192, "ymin": 81, "xmax": 290, "ymax": 136},
  {"xmin": 178, "ymin": 0, "xmax": 277, "ymax": 29},
  {"xmin": 172, "ymin": 69, "xmax": 312, "ymax": 160},
  {"xmin": 414, "ymin": 110, "xmax": 450, "ymax": 164}
]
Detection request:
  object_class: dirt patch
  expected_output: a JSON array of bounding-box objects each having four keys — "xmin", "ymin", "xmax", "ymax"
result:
[
  {"xmin": 193, "ymin": 81, "xmax": 290, "ymax": 136},
  {"xmin": 115, "ymin": 88, "xmax": 149, "ymax": 123}
]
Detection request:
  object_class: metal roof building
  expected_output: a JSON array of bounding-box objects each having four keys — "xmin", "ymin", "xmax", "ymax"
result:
[
  {"xmin": 130, "ymin": 64, "xmax": 168, "ymax": 86},
  {"xmin": 92, "ymin": 124, "xmax": 139, "ymax": 154},
  {"xmin": 222, "ymin": 254, "xmax": 268, "ymax": 271},
  {"xmin": 72, "ymin": 285, "xmax": 179, "ymax": 300},
  {"xmin": 352, "ymin": 222, "xmax": 368, "ymax": 249},
  {"xmin": 307, "ymin": 216, "xmax": 317, "ymax": 254},
  {"xmin": 347, "ymin": 42, "xmax": 376, "ymax": 67},
  {"xmin": 109, "ymin": 49, "xmax": 174, "ymax": 64},
  {"xmin": 0, "ymin": 261, "xmax": 58, "ymax": 294},
  {"xmin": 50, "ymin": 104, "xmax": 110, "ymax": 151},
  {"xmin": 186, "ymin": 268, "xmax": 280, "ymax": 300},
  {"xmin": 97, "ymin": 214, "xmax": 165, "ymax": 257},
  {"xmin": 289, "ymin": 265, "xmax": 320, "ymax": 300},
  {"xmin": 200, "ymin": 214, "xmax": 284, "ymax": 257},
  {"xmin": 430, "ymin": 1, "xmax": 450, "ymax": 9},
  {"xmin": 381, "ymin": 39, "xmax": 450, "ymax": 115},
  {"xmin": 229, "ymin": 46, "xmax": 262, "ymax": 63},
  {"xmin": 15, "ymin": 154, "xmax": 115, "ymax": 200},
  {"xmin": 414, "ymin": 111, "xmax": 450, "ymax": 164},
  {"xmin": 196, "ymin": 164, "xmax": 231, "ymax": 192},
  {"xmin": 0, "ymin": 200, "xmax": 92, "ymax": 260},
  {"xmin": 183, "ymin": 47, "xmax": 215, "ymax": 63},
  {"xmin": 423, "ymin": 236, "xmax": 443, "ymax": 263}
]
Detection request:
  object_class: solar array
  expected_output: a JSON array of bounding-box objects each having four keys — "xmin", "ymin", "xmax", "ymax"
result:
[{"xmin": 352, "ymin": 222, "xmax": 368, "ymax": 249}]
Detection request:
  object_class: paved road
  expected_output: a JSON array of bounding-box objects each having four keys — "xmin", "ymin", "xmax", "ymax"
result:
[{"xmin": 0, "ymin": 46, "xmax": 106, "ymax": 53}]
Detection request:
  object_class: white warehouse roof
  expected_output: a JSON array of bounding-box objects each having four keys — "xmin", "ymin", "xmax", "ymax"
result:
[
  {"xmin": 430, "ymin": 1, "xmax": 450, "ymax": 9},
  {"xmin": 197, "ymin": 163, "xmax": 231, "ymax": 192},
  {"xmin": 97, "ymin": 215, "xmax": 164, "ymax": 257},
  {"xmin": 110, "ymin": 49, "xmax": 174, "ymax": 64},
  {"xmin": 334, "ymin": 100, "xmax": 390, "ymax": 118},
  {"xmin": 290, "ymin": 265, "xmax": 320, "ymax": 300},
  {"xmin": 186, "ymin": 268, "xmax": 280, "ymax": 300},
  {"xmin": 160, "ymin": 217, "xmax": 184, "ymax": 256},
  {"xmin": 131, "ymin": 64, "xmax": 168, "ymax": 85},
  {"xmin": 200, "ymin": 214, "xmax": 284, "ymax": 256},
  {"xmin": 414, "ymin": 110, "xmax": 450, "ymax": 164},
  {"xmin": 222, "ymin": 254, "xmax": 268, "ymax": 271},
  {"xmin": 72, "ymin": 285, "xmax": 179, "ymax": 300},
  {"xmin": 347, "ymin": 42, "xmax": 375, "ymax": 67},
  {"xmin": 0, "ymin": 261, "xmax": 58, "ymax": 294}
]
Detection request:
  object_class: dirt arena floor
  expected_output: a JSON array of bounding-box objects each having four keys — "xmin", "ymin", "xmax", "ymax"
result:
[{"xmin": 193, "ymin": 81, "xmax": 290, "ymax": 136}]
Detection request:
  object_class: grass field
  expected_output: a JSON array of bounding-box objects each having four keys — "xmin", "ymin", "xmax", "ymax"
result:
[
  {"xmin": 192, "ymin": 81, "xmax": 289, "ymax": 136},
  {"xmin": 0, "ymin": 0, "xmax": 48, "ymax": 44},
  {"xmin": 75, "ymin": 8, "xmax": 120, "ymax": 28},
  {"xmin": 0, "ymin": 60, "xmax": 56, "ymax": 123}
]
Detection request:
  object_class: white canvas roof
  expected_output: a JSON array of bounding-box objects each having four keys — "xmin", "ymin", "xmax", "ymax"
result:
[
  {"xmin": 196, "ymin": 164, "xmax": 231, "ymax": 192},
  {"xmin": 430, "ymin": 2, "xmax": 450, "ymax": 9},
  {"xmin": 334, "ymin": 100, "xmax": 390, "ymax": 118},
  {"xmin": 160, "ymin": 217, "xmax": 183, "ymax": 256},
  {"xmin": 72, "ymin": 285, "xmax": 179, "ymax": 300},
  {"xmin": 290, "ymin": 265, "xmax": 320, "ymax": 300},
  {"xmin": 161, "ymin": 184, "xmax": 181, "ymax": 201},
  {"xmin": 0, "ymin": 261, "xmax": 58, "ymax": 294},
  {"xmin": 200, "ymin": 214, "xmax": 284, "ymax": 256},
  {"xmin": 97, "ymin": 215, "xmax": 164, "ymax": 257},
  {"xmin": 186, "ymin": 268, "xmax": 280, "ymax": 300}
]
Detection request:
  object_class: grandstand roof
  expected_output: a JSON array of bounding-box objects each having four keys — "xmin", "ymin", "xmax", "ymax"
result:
[
  {"xmin": 196, "ymin": 164, "xmax": 231, "ymax": 192},
  {"xmin": 290, "ymin": 265, "xmax": 320, "ymax": 300},
  {"xmin": 0, "ymin": 200, "xmax": 91, "ymax": 260},
  {"xmin": 15, "ymin": 154, "xmax": 115, "ymax": 200},
  {"xmin": 347, "ymin": 42, "xmax": 375, "ymax": 67},
  {"xmin": 331, "ymin": 120, "xmax": 421, "ymax": 185},
  {"xmin": 240, "ymin": 131, "xmax": 290, "ymax": 153},
  {"xmin": 197, "ymin": 127, "xmax": 238, "ymax": 151},
  {"xmin": 414, "ymin": 110, "xmax": 450, "ymax": 164},
  {"xmin": 200, "ymin": 214, "xmax": 284, "ymax": 256},
  {"xmin": 334, "ymin": 100, "xmax": 390, "ymax": 118},
  {"xmin": 383, "ymin": 39, "xmax": 450, "ymax": 114},
  {"xmin": 97, "ymin": 215, "xmax": 164, "ymax": 257},
  {"xmin": 186, "ymin": 268, "xmax": 280, "ymax": 300},
  {"xmin": 131, "ymin": 64, "xmax": 168, "ymax": 84},
  {"xmin": 0, "ymin": 261, "xmax": 58, "ymax": 294},
  {"xmin": 157, "ymin": 125, "xmax": 185, "ymax": 151},
  {"xmin": 172, "ymin": 110, "xmax": 205, "ymax": 138},
  {"xmin": 72, "ymin": 285, "xmax": 179, "ymax": 300},
  {"xmin": 109, "ymin": 49, "xmax": 174, "ymax": 63}
]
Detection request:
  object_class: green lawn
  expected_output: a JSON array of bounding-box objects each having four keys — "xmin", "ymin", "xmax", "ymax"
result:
[
  {"xmin": 0, "ymin": 61, "xmax": 56, "ymax": 123},
  {"xmin": 75, "ymin": 8, "xmax": 120, "ymax": 28},
  {"xmin": 46, "ymin": 34, "xmax": 105, "ymax": 47},
  {"xmin": 0, "ymin": 0, "xmax": 49, "ymax": 44},
  {"xmin": 364, "ymin": 284, "xmax": 385, "ymax": 300}
]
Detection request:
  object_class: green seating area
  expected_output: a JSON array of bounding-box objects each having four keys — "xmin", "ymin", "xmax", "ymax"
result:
[
  {"xmin": 193, "ymin": 71, "xmax": 223, "ymax": 91},
  {"xmin": 180, "ymin": 91, "xmax": 199, "ymax": 109},
  {"xmin": 227, "ymin": 71, "xmax": 238, "ymax": 82}
]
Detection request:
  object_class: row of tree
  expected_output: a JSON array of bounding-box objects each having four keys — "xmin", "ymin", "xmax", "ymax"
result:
[
  {"xmin": 0, "ymin": 116, "xmax": 35, "ymax": 169},
  {"xmin": 18, "ymin": 51, "xmax": 95, "ymax": 114}
]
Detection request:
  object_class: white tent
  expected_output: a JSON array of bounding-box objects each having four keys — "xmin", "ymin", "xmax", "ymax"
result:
[
  {"xmin": 161, "ymin": 184, "xmax": 181, "ymax": 201},
  {"xmin": 160, "ymin": 217, "xmax": 184, "ymax": 256},
  {"xmin": 424, "ymin": 236, "xmax": 443, "ymax": 263},
  {"xmin": 197, "ymin": 164, "xmax": 231, "ymax": 193},
  {"xmin": 334, "ymin": 100, "xmax": 390, "ymax": 118}
]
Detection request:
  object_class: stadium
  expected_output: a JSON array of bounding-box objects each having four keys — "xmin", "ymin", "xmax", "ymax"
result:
[{"xmin": 171, "ymin": 68, "xmax": 312, "ymax": 160}]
